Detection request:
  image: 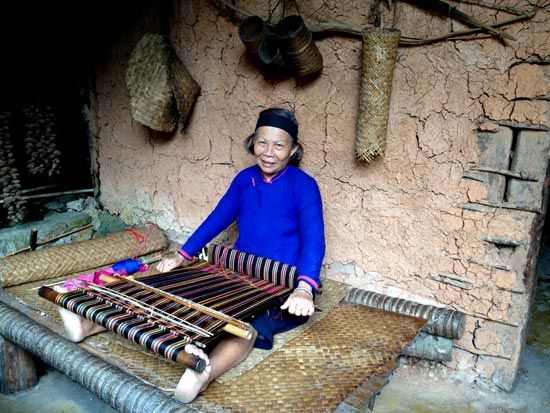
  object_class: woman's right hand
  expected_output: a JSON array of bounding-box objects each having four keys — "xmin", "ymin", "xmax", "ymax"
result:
[{"xmin": 156, "ymin": 253, "xmax": 185, "ymax": 272}]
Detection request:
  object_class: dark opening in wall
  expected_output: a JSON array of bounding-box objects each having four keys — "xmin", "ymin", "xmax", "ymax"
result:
[
  {"xmin": 0, "ymin": 88, "xmax": 93, "ymax": 225},
  {"xmin": 526, "ymin": 176, "xmax": 550, "ymax": 353},
  {"xmin": 0, "ymin": 33, "xmax": 94, "ymax": 225},
  {"xmin": 0, "ymin": 1, "xmax": 142, "ymax": 226}
]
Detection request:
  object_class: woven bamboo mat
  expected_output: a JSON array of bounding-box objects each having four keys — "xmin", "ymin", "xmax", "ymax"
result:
[
  {"xmin": 217, "ymin": 279, "xmax": 351, "ymax": 383},
  {"xmin": 5, "ymin": 276, "xmax": 424, "ymax": 412},
  {"xmin": 4, "ymin": 275, "xmax": 351, "ymax": 390},
  {"xmin": 195, "ymin": 303, "xmax": 424, "ymax": 413},
  {"xmin": 0, "ymin": 224, "xmax": 167, "ymax": 287}
]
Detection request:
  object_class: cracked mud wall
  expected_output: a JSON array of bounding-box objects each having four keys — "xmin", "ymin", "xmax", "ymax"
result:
[{"xmin": 90, "ymin": 1, "xmax": 549, "ymax": 390}]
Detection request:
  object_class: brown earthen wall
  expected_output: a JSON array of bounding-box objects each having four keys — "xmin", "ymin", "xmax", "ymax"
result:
[{"xmin": 91, "ymin": 0, "xmax": 549, "ymax": 390}]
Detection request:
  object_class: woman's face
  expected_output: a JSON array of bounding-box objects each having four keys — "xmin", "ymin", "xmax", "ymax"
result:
[{"xmin": 254, "ymin": 126, "xmax": 297, "ymax": 180}]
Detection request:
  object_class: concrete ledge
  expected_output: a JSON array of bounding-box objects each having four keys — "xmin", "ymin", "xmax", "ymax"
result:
[{"xmin": 0, "ymin": 211, "xmax": 92, "ymax": 256}]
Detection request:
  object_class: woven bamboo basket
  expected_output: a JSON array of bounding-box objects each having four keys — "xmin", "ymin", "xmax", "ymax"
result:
[
  {"xmin": 0, "ymin": 224, "xmax": 167, "ymax": 288},
  {"xmin": 169, "ymin": 52, "xmax": 200, "ymax": 130},
  {"xmin": 355, "ymin": 28, "xmax": 400, "ymax": 162},
  {"xmin": 238, "ymin": 15, "xmax": 269, "ymax": 55},
  {"xmin": 258, "ymin": 34, "xmax": 287, "ymax": 72},
  {"xmin": 277, "ymin": 15, "xmax": 323, "ymax": 77},
  {"xmin": 126, "ymin": 34, "xmax": 176, "ymax": 132}
]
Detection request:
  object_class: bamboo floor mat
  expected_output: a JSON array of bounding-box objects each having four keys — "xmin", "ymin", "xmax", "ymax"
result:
[
  {"xmin": 5, "ymin": 274, "xmax": 424, "ymax": 412},
  {"xmin": 195, "ymin": 303, "xmax": 424, "ymax": 413},
  {"xmin": 4, "ymin": 273, "xmax": 351, "ymax": 388}
]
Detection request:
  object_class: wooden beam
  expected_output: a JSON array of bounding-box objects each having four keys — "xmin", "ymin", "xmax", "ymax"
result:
[{"xmin": 0, "ymin": 335, "xmax": 38, "ymax": 394}]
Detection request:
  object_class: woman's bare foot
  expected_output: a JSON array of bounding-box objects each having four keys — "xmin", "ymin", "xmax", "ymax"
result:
[
  {"xmin": 58, "ymin": 307, "xmax": 107, "ymax": 342},
  {"xmin": 175, "ymin": 344, "xmax": 212, "ymax": 403}
]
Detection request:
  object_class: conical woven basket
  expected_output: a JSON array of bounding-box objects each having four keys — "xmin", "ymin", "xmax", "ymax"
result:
[
  {"xmin": 169, "ymin": 52, "xmax": 200, "ymax": 130},
  {"xmin": 0, "ymin": 224, "xmax": 167, "ymax": 287},
  {"xmin": 355, "ymin": 28, "xmax": 400, "ymax": 162},
  {"xmin": 278, "ymin": 15, "xmax": 323, "ymax": 77},
  {"xmin": 126, "ymin": 34, "xmax": 176, "ymax": 132}
]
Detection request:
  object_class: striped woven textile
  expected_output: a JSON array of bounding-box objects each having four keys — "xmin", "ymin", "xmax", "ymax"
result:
[
  {"xmin": 56, "ymin": 291, "xmax": 190, "ymax": 362},
  {"xmin": 207, "ymin": 244, "xmax": 297, "ymax": 288},
  {"xmin": 39, "ymin": 249, "xmax": 294, "ymax": 365}
]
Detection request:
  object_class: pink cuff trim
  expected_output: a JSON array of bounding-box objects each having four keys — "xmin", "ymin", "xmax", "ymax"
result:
[
  {"xmin": 178, "ymin": 249, "xmax": 193, "ymax": 261},
  {"xmin": 297, "ymin": 275, "xmax": 319, "ymax": 291}
]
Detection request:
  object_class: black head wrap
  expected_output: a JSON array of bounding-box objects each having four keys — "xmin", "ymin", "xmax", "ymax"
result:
[{"xmin": 255, "ymin": 111, "xmax": 298, "ymax": 142}]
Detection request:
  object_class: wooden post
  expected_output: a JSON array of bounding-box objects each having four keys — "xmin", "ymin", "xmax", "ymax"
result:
[
  {"xmin": 29, "ymin": 229, "xmax": 38, "ymax": 251},
  {"xmin": 0, "ymin": 334, "xmax": 38, "ymax": 394}
]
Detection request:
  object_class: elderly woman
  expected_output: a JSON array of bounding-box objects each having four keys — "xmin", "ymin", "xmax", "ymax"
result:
[
  {"xmin": 57, "ymin": 108, "xmax": 325, "ymax": 403},
  {"xmin": 157, "ymin": 107, "xmax": 325, "ymax": 402}
]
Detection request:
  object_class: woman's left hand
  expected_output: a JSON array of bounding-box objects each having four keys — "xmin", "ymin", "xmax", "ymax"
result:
[{"xmin": 281, "ymin": 286, "xmax": 315, "ymax": 317}]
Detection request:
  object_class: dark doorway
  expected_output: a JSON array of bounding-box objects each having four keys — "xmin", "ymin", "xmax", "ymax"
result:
[
  {"xmin": 0, "ymin": 1, "xmax": 139, "ymax": 225},
  {"xmin": 527, "ymin": 191, "xmax": 550, "ymax": 354}
]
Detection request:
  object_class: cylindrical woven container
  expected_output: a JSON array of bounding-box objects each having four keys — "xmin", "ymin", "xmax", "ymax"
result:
[
  {"xmin": 258, "ymin": 34, "xmax": 286, "ymax": 72},
  {"xmin": 344, "ymin": 288, "xmax": 466, "ymax": 339},
  {"xmin": 238, "ymin": 15, "xmax": 268, "ymax": 55},
  {"xmin": 169, "ymin": 52, "xmax": 200, "ymax": 130},
  {"xmin": 0, "ymin": 224, "xmax": 168, "ymax": 288},
  {"xmin": 355, "ymin": 28, "xmax": 400, "ymax": 162},
  {"xmin": 277, "ymin": 15, "xmax": 323, "ymax": 76},
  {"xmin": 125, "ymin": 34, "xmax": 176, "ymax": 132}
]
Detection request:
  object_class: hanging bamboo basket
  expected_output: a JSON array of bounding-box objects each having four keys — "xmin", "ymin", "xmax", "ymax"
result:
[
  {"xmin": 169, "ymin": 51, "xmax": 200, "ymax": 130},
  {"xmin": 355, "ymin": 28, "xmax": 400, "ymax": 162},
  {"xmin": 126, "ymin": 34, "xmax": 176, "ymax": 132},
  {"xmin": 238, "ymin": 15, "xmax": 269, "ymax": 55},
  {"xmin": 277, "ymin": 15, "xmax": 323, "ymax": 77},
  {"xmin": 258, "ymin": 34, "xmax": 287, "ymax": 72},
  {"xmin": 126, "ymin": 34, "xmax": 201, "ymax": 133}
]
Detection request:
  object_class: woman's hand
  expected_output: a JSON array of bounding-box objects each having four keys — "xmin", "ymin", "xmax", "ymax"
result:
[
  {"xmin": 156, "ymin": 253, "xmax": 185, "ymax": 272},
  {"xmin": 280, "ymin": 282, "xmax": 315, "ymax": 317}
]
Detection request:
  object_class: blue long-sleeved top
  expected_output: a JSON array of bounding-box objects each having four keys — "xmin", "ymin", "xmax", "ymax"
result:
[{"xmin": 179, "ymin": 165, "xmax": 325, "ymax": 291}]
